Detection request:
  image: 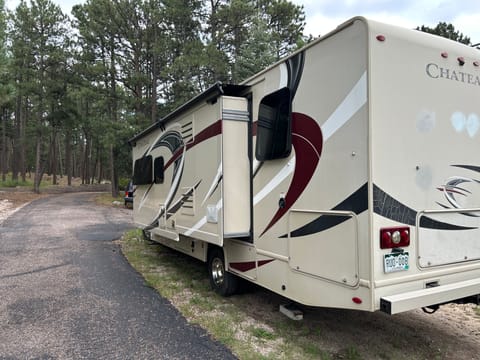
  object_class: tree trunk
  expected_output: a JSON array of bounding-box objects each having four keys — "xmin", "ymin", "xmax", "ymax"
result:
[
  {"xmin": 110, "ymin": 143, "xmax": 118, "ymax": 197},
  {"xmin": 33, "ymin": 130, "xmax": 42, "ymax": 194},
  {"xmin": 12, "ymin": 94, "xmax": 21, "ymax": 181},
  {"xmin": 65, "ymin": 128, "xmax": 72, "ymax": 186},
  {"xmin": 58, "ymin": 134, "xmax": 64, "ymax": 179},
  {"xmin": 109, "ymin": 38, "xmax": 118, "ymax": 197},
  {"xmin": 51, "ymin": 131, "xmax": 57, "ymax": 185},
  {"xmin": 83, "ymin": 134, "xmax": 91, "ymax": 184},
  {"xmin": 20, "ymin": 101, "xmax": 26, "ymax": 182},
  {"xmin": 1, "ymin": 107, "xmax": 6, "ymax": 182}
]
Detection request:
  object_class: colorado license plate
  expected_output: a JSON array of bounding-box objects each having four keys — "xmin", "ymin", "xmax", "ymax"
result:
[{"xmin": 384, "ymin": 252, "xmax": 409, "ymax": 273}]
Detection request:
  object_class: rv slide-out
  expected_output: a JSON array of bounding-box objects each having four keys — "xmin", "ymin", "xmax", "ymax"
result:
[{"xmin": 129, "ymin": 17, "xmax": 480, "ymax": 314}]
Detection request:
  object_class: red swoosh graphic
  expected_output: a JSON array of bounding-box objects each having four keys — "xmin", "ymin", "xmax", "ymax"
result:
[
  {"xmin": 229, "ymin": 259, "xmax": 274, "ymax": 272},
  {"xmin": 164, "ymin": 120, "xmax": 222, "ymax": 170},
  {"xmin": 260, "ymin": 112, "xmax": 323, "ymax": 236}
]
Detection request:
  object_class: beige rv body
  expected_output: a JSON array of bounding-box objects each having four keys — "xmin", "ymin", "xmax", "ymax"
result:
[{"xmin": 130, "ymin": 18, "xmax": 480, "ymax": 314}]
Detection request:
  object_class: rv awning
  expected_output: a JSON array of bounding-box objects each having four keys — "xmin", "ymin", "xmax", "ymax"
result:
[{"xmin": 128, "ymin": 82, "xmax": 250, "ymax": 146}]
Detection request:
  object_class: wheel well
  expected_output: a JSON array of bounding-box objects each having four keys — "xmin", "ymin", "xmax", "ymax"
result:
[{"xmin": 207, "ymin": 244, "xmax": 223, "ymax": 261}]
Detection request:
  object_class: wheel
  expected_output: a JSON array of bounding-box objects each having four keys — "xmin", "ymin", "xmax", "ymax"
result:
[
  {"xmin": 207, "ymin": 247, "xmax": 238, "ymax": 297},
  {"xmin": 142, "ymin": 229, "xmax": 151, "ymax": 241}
]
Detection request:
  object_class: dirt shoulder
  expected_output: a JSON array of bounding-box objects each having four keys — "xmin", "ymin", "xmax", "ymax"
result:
[{"xmin": 0, "ymin": 191, "xmax": 48, "ymax": 224}]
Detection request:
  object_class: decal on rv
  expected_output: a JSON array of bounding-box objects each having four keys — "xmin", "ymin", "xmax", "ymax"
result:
[
  {"xmin": 141, "ymin": 129, "xmax": 187, "ymax": 229},
  {"xmin": 282, "ymin": 183, "xmax": 368, "ymax": 238},
  {"xmin": 165, "ymin": 120, "xmax": 222, "ymax": 171},
  {"xmin": 373, "ymin": 184, "xmax": 475, "ymax": 230},
  {"xmin": 260, "ymin": 112, "xmax": 323, "ymax": 236},
  {"xmin": 436, "ymin": 164, "xmax": 480, "ymax": 217},
  {"xmin": 165, "ymin": 180, "xmax": 202, "ymax": 219},
  {"xmin": 229, "ymin": 259, "xmax": 275, "ymax": 273}
]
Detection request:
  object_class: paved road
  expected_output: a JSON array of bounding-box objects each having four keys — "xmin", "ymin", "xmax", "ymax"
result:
[{"xmin": 0, "ymin": 193, "xmax": 236, "ymax": 359}]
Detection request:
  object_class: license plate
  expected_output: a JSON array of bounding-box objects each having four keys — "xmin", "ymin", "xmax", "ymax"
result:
[{"xmin": 384, "ymin": 252, "xmax": 409, "ymax": 273}]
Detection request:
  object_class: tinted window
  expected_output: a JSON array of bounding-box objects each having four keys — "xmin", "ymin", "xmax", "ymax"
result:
[
  {"xmin": 133, "ymin": 155, "xmax": 153, "ymax": 185},
  {"xmin": 255, "ymin": 87, "xmax": 292, "ymax": 161},
  {"xmin": 154, "ymin": 156, "xmax": 164, "ymax": 184}
]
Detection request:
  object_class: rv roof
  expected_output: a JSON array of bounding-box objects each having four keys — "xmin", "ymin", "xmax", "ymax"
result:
[{"xmin": 128, "ymin": 82, "xmax": 249, "ymax": 145}]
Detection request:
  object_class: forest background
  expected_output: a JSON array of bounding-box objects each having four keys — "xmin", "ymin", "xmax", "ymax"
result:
[{"xmin": 0, "ymin": 0, "xmax": 471, "ymax": 196}]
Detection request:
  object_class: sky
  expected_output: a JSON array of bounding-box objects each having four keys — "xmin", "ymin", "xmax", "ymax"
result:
[
  {"xmin": 292, "ymin": 0, "xmax": 480, "ymax": 44},
  {"xmin": 5, "ymin": 0, "xmax": 480, "ymax": 45}
]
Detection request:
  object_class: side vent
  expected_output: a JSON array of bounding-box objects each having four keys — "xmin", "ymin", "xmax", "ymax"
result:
[
  {"xmin": 181, "ymin": 186, "xmax": 195, "ymax": 216},
  {"xmin": 181, "ymin": 121, "xmax": 194, "ymax": 143}
]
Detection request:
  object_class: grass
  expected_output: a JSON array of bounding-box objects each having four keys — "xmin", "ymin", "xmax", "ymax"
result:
[
  {"xmin": 120, "ymin": 229, "xmax": 360, "ymax": 360},
  {"xmin": 94, "ymin": 193, "xmax": 124, "ymax": 207},
  {"xmin": 251, "ymin": 326, "xmax": 277, "ymax": 341},
  {"xmin": 0, "ymin": 178, "xmax": 33, "ymax": 188}
]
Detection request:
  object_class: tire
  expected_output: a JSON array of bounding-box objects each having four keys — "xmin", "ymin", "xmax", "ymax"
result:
[{"xmin": 207, "ymin": 247, "xmax": 238, "ymax": 297}]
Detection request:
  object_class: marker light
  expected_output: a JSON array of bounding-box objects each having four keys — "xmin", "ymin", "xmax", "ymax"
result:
[
  {"xmin": 458, "ymin": 57, "xmax": 465, "ymax": 66},
  {"xmin": 441, "ymin": 52, "xmax": 448, "ymax": 58},
  {"xmin": 376, "ymin": 35, "xmax": 385, "ymax": 42},
  {"xmin": 380, "ymin": 227, "xmax": 410, "ymax": 249},
  {"xmin": 474, "ymin": 61, "xmax": 479, "ymax": 67}
]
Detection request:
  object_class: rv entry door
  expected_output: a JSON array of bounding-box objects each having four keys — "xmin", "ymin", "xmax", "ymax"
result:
[{"xmin": 221, "ymin": 96, "xmax": 251, "ymax": 240}]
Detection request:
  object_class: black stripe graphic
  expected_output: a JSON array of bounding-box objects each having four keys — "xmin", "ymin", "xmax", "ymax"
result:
[
  {"xmin": 282, "ymin": 183, "xmax": 368, "ymax": 238},
  {"xmin": 374, "ymin": 185, "xmax": 475, "ymax": 230},
  {"xmin": 452, "ymin": 164, "xmax": 480, "ymax": 173},
  {"xmin": 286, "ymin": 51, "xmax": 305, "ymax": 100}
]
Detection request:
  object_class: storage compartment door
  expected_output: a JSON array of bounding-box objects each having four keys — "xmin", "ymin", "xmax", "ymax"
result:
[{"xmin": 222, "ymin": 97, "xmax": 251, "ymax": 238}]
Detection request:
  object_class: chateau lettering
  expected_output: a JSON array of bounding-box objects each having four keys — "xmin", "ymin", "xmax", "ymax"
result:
[{"xmin": 426, "ymin": 63, "xmax": 480, "ymax": 86}]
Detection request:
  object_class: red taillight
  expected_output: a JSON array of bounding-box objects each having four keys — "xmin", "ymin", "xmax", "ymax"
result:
[
  {"xmin": 380, "ymin": 227, "xmax": 410, "ymax": 249},
  {"xmin": 125, "ymin": 191, "xmax": 129, "ymax": 196}
]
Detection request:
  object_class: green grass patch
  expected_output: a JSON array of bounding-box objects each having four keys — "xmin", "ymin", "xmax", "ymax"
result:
[
  {"xmin": 0, "ymin": 178, "xmax": 33, "ymax": 188},
  {"xmin": 94, "ymin": 193, "xmax": 123, "ymax": 207},
  {"xmin": 251, "ymin": 327, "xmax": 277, "ymax": 341}
]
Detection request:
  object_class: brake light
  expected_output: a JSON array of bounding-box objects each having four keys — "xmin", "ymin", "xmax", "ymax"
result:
[{"xmin": 380, "ymin": 227, "xmax": 410, "ymax": 249}]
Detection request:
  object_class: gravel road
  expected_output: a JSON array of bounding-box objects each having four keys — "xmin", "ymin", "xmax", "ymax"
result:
[{"xmin": 0, "ymin": 192, "xmax": 236, "ymax": 359}]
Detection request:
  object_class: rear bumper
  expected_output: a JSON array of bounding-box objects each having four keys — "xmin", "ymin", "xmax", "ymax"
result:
[{"xmin": 380, "ymin": 277, "xmax": 480, "ymax": 314}]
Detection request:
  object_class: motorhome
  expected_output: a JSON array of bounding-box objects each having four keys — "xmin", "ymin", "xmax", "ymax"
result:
[{"xmin": 129, "ymin": 17, "xmax": 480, "ymax": 314}]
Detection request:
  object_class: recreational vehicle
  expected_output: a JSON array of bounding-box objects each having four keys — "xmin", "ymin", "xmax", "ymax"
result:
[{"xmin": 129, "ymin": 17, "xmax": 480, "ymax": 314}]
